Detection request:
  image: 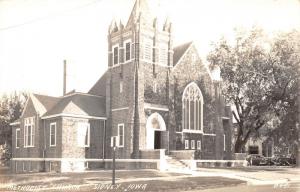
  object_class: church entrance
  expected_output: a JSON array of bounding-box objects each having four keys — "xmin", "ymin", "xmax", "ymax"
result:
[
  {"xmin": 154, "ymin": 131, "xmax": 161, "ymax": 149},
  {"xmin": 146, "ymin": 112, "xmax": 168, "ymax": 150},
  {"xmin": 154, "ymin": 130, "xmax": 168, "ymax": 149}
]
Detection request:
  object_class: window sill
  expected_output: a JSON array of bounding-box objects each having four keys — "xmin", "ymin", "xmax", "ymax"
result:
[{"xmin": 182, "ymin": 129, "xmax": 203, "ymax": 134}]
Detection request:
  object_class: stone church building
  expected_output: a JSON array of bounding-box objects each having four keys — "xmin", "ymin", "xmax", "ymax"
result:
[{"xmin": 10, "ymin": 0, "xmax": 232, "ymax": 173}]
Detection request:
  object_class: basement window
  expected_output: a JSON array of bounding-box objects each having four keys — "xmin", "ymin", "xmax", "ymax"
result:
[
  {"xmin": 197, "ymin": 140, "xmax": 201, "ymax": 150},
  {"xmin": 191, "ymin": 140, "xmax": 195, "ymax": 149},
  {"xmin": 185, "ymin": 140, "xmax": 189, "ymax": 149}
]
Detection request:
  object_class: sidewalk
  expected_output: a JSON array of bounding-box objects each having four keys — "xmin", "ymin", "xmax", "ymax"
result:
[{"xmin": 192, "ymin": 167, "xmax": 300, "ymax": 185}]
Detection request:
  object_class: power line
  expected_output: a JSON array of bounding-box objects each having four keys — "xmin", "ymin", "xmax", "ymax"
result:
[{"xmin": 0, "ymin": 0, "xmax": 103, "ymax": 31}]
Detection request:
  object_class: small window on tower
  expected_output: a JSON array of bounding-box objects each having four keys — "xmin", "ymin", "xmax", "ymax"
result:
[
  {"xmin": 144, "ymin": 39, "xmax": 152, "ymax": 61},
  {"xmin": 120, "ymin": 81, "xmax": 123, "ymax": 93},
  {"xmin": 153, "ymin": 82, "xmax": 157, "ymax": 93},
  {"xmin": 125, "ymin": 41, "xmax": 131, "ymax": 61},
  {"xmin": 118, "ymin": 124, "xmax": 124, "ymax": 147},
  {"xmin": 113, "ymin": 45, "xmax": 119, "ymax": 65},
  {"xmin": 159, "ymin": 44, "xmax": 168, "ymax": 65}
]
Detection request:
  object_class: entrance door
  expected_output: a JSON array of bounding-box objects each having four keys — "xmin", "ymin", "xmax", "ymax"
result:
[
  {"xmin": 154, "ymin": 131, "xmax": 169, "ymax": 149},
  {"xmin": 154, "ymin": 131, "xmax": 161, "ymax": 149},
  {"xmin": 146, "ymin": 112, "xmax": 167, "ymax": 150}
]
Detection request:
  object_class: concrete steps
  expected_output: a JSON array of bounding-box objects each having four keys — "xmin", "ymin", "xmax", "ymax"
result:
[{"xmin": 165, "ymin": 155, "xmax": 191, "ymax": 171}]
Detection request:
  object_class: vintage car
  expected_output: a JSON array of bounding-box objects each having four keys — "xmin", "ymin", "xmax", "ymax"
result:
[{"xmin": 246, "ymin": 154, "xmax": 265, "ymax": 166}]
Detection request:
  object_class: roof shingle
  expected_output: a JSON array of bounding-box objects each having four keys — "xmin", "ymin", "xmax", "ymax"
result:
[
  {"xmin": 173, "ymin": 41, "xmax": 193, "ymax": 66},
  {"xmin": 43, "ymin": 93, "xmax": 106, "ymax": 118},
  {"xmin": 88, "ymin": 71, "xmax": 107, "ymax": 97}
]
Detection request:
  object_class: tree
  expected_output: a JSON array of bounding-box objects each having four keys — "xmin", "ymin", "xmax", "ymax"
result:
[
  {"xmin": 0, "ymin": 92, "xmax": 27, "ymax": 165},
  {"xmin": 267, "ymin": 31, "xmax": 300, "ymax": 160},
  {"xmin": 207, "ymin": 28, "xmax": 300, "ymax": 153}
]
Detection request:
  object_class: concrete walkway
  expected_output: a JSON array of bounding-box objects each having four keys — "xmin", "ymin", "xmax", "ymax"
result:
[{"xmin": 165, "ymin": 167, "xmax": 300, "ymax": 186}]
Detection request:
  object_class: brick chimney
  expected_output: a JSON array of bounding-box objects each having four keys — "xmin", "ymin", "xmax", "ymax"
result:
[{"xmin": 63, "ymin": 60, "xmax": 67, "ymax": 96}]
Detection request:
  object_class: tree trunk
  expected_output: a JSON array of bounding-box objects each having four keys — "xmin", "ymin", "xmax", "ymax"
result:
[{"xmin": 234, "ymin": 138, "xmax": 245, "ymax": 153}]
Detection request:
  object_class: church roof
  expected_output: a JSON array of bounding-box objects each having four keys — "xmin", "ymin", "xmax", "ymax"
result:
[
  {"xmin": 20, "ymin": 93, "xmax": 60, "ymax": 118},
  {"xmin": 43, "ymin": 93, "xmax": 106, "ymax": 118},
  {"xmin": 88, "ymin": 70, "xmax": 107, "ymax": 97},
  {"xmin": 33, "ymin": 94, "xmax": 60, "ymax": 112},
  {"xmin": 173, "ymin": 41, "xmax": 193, "ymax": 66}
]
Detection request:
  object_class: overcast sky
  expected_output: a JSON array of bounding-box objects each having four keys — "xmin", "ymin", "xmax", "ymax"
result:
[{"xmin": 0, "ymin": 0, "xmax": 299, "ymax": 97}]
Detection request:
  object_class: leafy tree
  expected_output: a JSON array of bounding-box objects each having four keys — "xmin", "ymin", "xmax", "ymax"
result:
[
  {"xmin": 0, "ymin": 92, "xmax": 27, "ymax": 165},
  {"xmin": 267, "ymin": 31, "xmax": 300, "ymax": 157},
  {"xmin": 207, "ymin": 28, "xmax": 299, "ymax": 153}
]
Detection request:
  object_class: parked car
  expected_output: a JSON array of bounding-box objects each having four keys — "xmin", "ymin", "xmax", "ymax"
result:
[
  {"xmin": 259, "ymin": 157, "xmax": 275, "ymax": 166},
  {"xmin": 273, "ymin": 154, "xmax": 296, "ymax": 166},
  {"xmin": 246, "ymin": 154, "xmax": 265, "ymax": 166}
]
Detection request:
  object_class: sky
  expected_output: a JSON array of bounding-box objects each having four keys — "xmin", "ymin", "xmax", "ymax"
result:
[{"xmin": 0, "ymin": 0, "xmax": 299, "ymax": 97}]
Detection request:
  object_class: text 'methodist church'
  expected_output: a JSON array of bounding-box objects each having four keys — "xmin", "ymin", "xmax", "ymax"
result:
[{"xmin": 10, "ymin": 0, "xmax": 232, "ymax": 173}]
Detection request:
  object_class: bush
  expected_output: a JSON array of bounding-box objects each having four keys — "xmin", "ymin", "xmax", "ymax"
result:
[{"xmin": 0, "ymin": 143, "xmax": 11, "ymax": 167}]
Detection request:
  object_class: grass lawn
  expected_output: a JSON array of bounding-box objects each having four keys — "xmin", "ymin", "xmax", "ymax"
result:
[
  {"xmin": 0, "ymin": 167, "xmax": 245, "ymax": 192},
  {"xmin": 79, "ymin": 177, "xmax": 245, "ymax": 192}
]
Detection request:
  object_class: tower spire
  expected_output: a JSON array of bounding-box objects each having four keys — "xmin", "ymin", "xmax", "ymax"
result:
[{"xmin": 126, "ymin": 0, "xmax": 152, "ymax": 27}]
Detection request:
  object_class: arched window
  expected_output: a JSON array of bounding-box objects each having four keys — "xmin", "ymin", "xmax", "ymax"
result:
[{"xmin": 182, "ymin": 82, "xmax": 203, "ymax": 131}]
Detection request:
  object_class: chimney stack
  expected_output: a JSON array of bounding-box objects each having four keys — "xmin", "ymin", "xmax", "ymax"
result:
[{"xmin": 63, "ymin": 60, "xmax": 67, "ymax": 96}]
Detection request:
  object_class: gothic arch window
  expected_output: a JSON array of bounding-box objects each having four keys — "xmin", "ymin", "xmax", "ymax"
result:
[{"xmin": 182, "ymin": 82, "xmax": 203, "ymax": 132}]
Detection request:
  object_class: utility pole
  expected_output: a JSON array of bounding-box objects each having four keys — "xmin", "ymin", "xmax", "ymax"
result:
[
  {"xmin": 63, "ymin": 60, "xmax": 67, "ymax": 96},
  {"xmin": 112, "ymin": 146, "xmax": 116, "ymax": 185},
  {"xmin": 297, "ymin": 72, "xmax": 300, "ymax": 167},
  {"xmin": 111, "ymin": 136, "xmax": 117, "ymax": 185}
]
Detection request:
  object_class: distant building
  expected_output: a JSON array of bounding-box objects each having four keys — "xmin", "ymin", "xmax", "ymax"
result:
[
  {"xmin": 10, "ymin": 0, "xmax": 232, "ymax": 173},
  {"xmin": 232, "ymin": 124, "xmax": 274, "ymax": 157}
]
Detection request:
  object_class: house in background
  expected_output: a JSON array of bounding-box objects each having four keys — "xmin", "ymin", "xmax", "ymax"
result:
[
  {"xmin": 232, "ymin": 124, "xmax": 274, "ymax": 157},
  {"xmin": 10, "ymin": 0, "xmax": 233, "ymax": 173}
]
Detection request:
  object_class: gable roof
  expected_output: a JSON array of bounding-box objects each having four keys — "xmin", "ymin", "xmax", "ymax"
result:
[
  {"xmin": 33, "ymin": 94, "xmax": 60, "ymax": 112},
  {"xmin": 173, "ymin": 41, "xmax": 193, "ymax": 66},
  {"xmin": 21, "ymin": 93, "xmax": 60, "ymax": 117},
  {"xmin": 43, "ymin": 93, "xmax": 106, "ymax": 118},
  {"xmin": 88, "ymin": 71, "xmax": 107, "ymax": 96}
]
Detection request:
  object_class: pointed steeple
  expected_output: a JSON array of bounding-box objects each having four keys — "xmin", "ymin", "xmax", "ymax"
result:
[
  {"xmin": 108, "ymin": 19, "xmax": 119, "ymax": 34},
  {"xmin": 163, "ymin": 17, "xmax": 172, "ymax": 32},
  {"xmin": 126, "ymin": 0, "xmax": 152, "ymax": 28}
]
